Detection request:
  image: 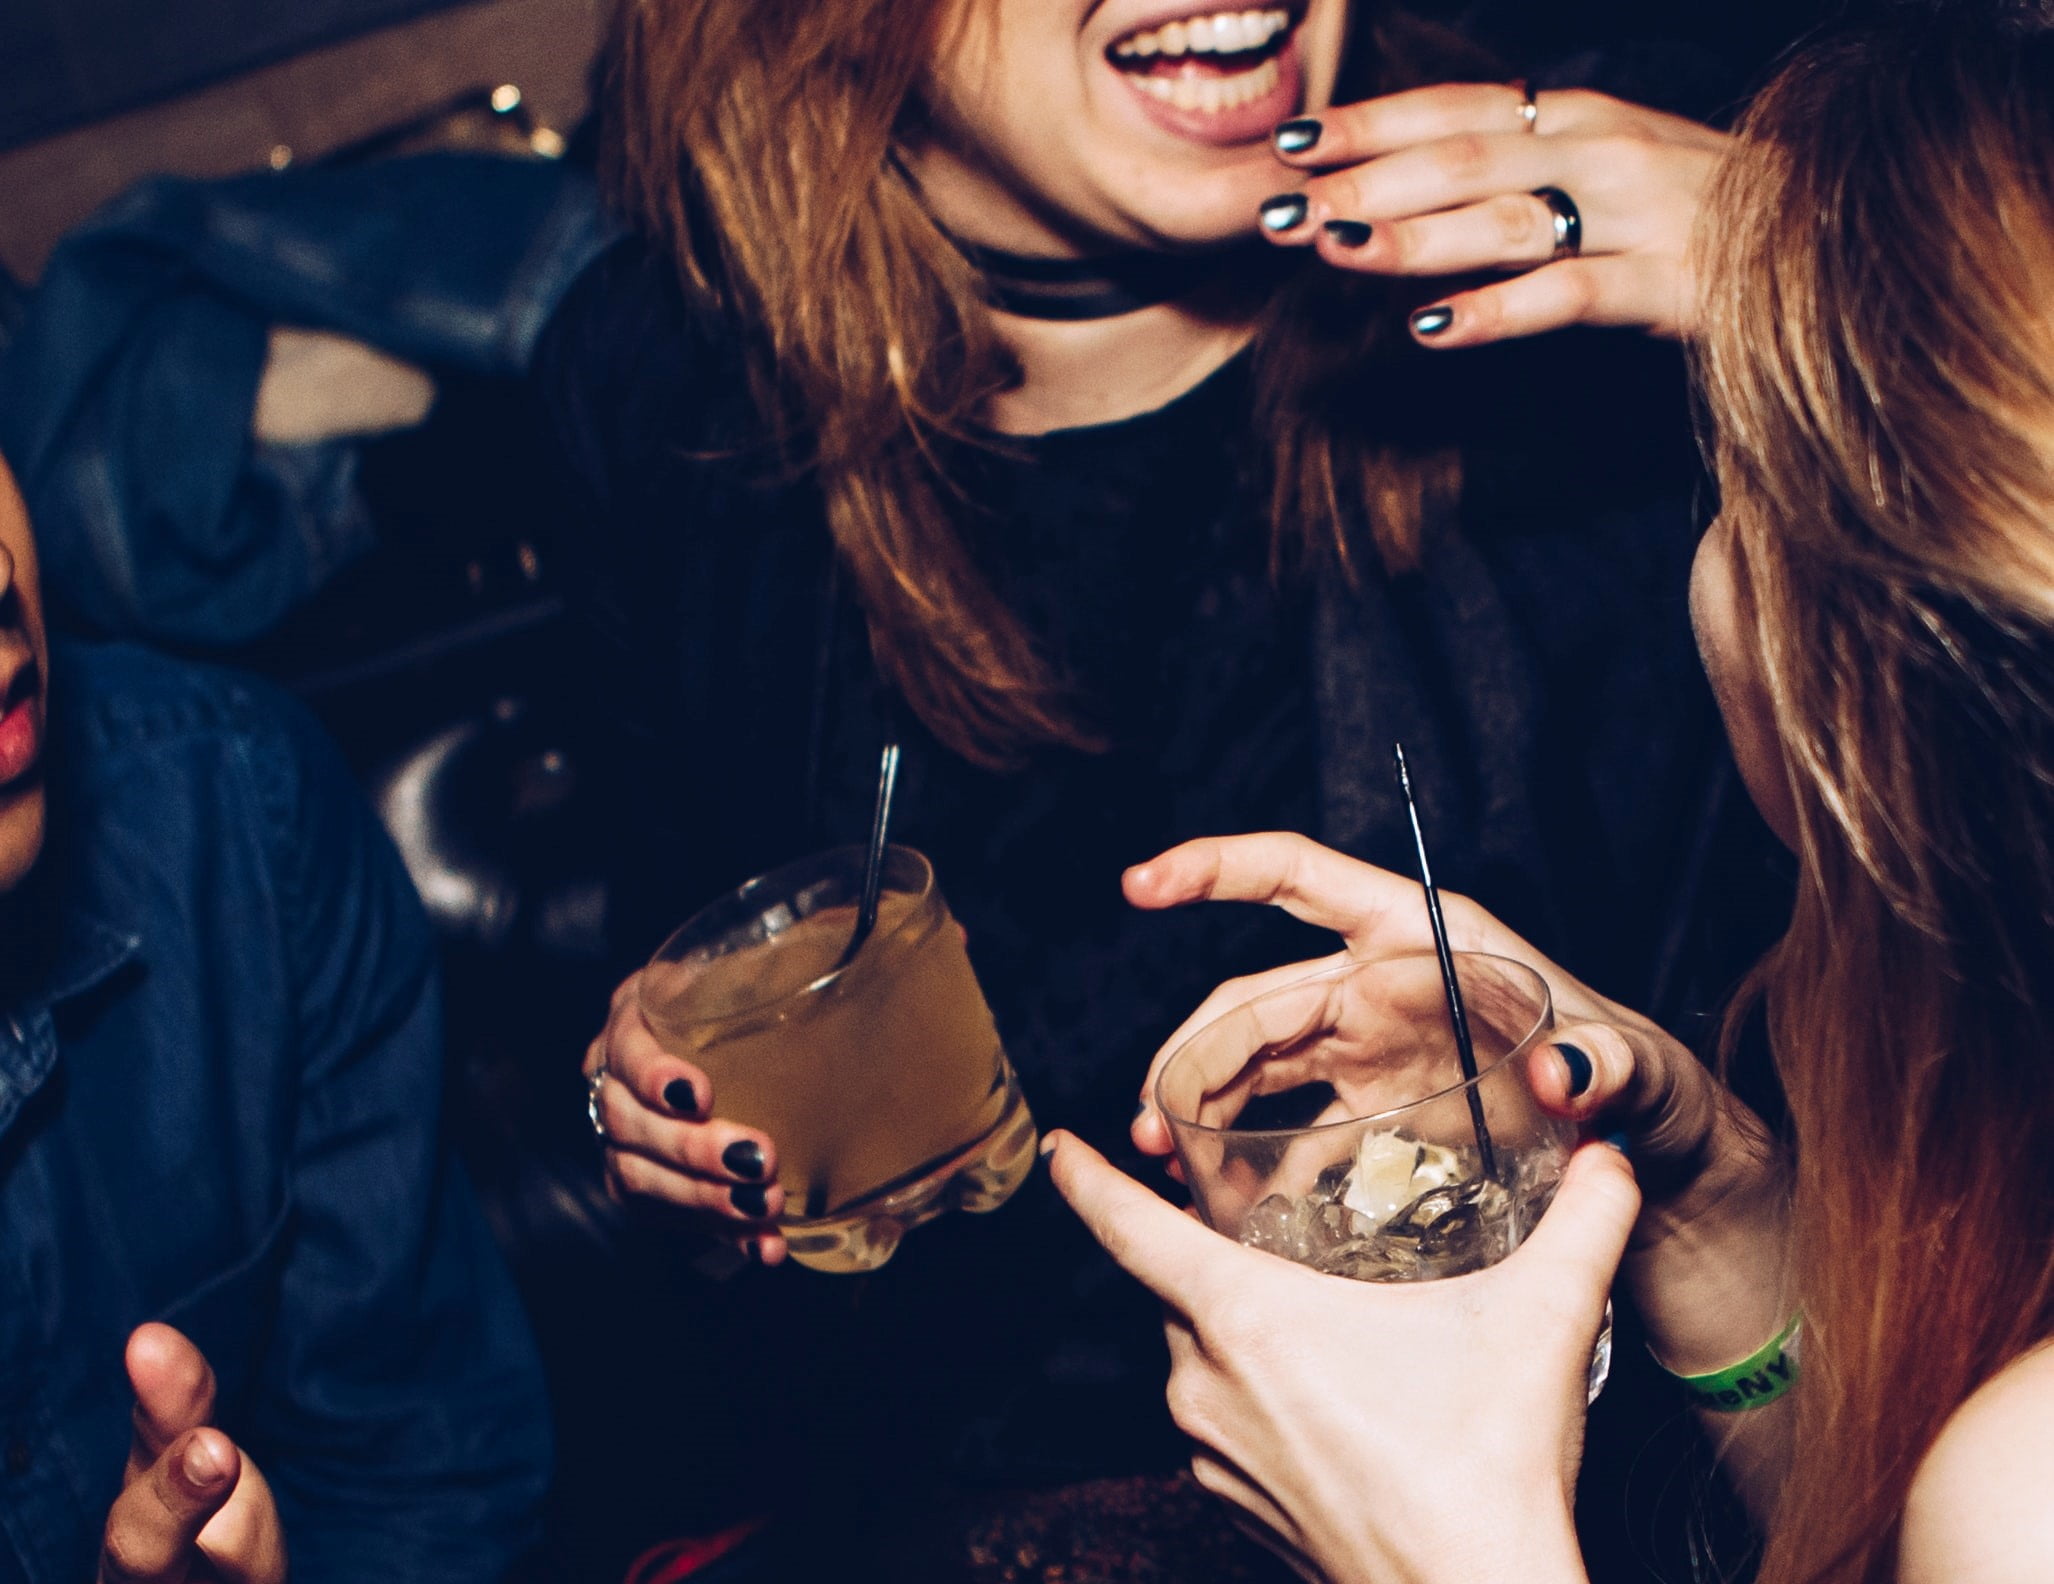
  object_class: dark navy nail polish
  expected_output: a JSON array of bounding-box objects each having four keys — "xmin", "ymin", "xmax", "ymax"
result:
[
  {"xmin": 1410, "ymin": 305, "xmax": 1455, "ymax": 337},
  {"xmin": 730, "ymin": 1182, "xmax": 769, "ymax": 1218},
  {"xmin": 664, "ymin": 1078, "xmax": 699, "ymax": 1115},
  {"xmin": 1260, "ymin": 193, "xmax": 1309, "ymax": 233},
  {"xmin": 1274, "ymin": 117, "xmax": 1323, "ymax": 154},
  {"xmin": 1133, "ymin": 1099, "xmax": 1149, "ymax": 1121},
  {"xmin": 723, "ymin": 1140, "xmax": 766, "ymax": 1180},
  {"xmin": 1322, "ymin": 219, "xmax": 1372, "ymax": 247},
  {"xmin": 1557, "ymin": 1043, "xmax": 1593, "ymax": 1098}
]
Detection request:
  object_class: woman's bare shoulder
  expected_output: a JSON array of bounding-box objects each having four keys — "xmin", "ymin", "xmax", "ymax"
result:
[{"xmin": 1898, "ymin": 1340, "xmax": 2054, "ymax": 1582}]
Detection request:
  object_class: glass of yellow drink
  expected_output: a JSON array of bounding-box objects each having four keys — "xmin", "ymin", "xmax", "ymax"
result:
[{"xmin": 639, "ymin": 846, "xmax": 1037, "ymax": 1273}]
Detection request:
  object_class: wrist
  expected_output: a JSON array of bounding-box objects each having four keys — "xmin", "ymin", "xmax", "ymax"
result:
[{"xmin": 1623, "ymin": 1145, "xmax": 1792, "ymax": 1379}]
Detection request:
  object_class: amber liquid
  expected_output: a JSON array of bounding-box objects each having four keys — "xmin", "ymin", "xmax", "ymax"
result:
[{"xmin": 641, "ymin": 889, "xmax": 1038, "ymax": 1272}]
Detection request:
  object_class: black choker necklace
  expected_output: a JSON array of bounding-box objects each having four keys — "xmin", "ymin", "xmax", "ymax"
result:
[{"xmin": 951, "ymin": 237, "xmax": 1224, "ymax": 321}]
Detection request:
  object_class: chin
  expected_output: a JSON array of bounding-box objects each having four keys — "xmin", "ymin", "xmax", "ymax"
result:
[
  {"xmin": 0, "ymin": 789, "xmax": 47, "ymax": 895},
  {"xmin": 1094, "ymin": 151, "xmax": 1297, "ymax": 250}
]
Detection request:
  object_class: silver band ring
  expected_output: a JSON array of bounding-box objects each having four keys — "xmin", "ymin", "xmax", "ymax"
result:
[
  {"xmin": 586, "ymin": 1066, "xmax": 613, "ymax": 1146},
  {"xmin": 1512, "ymin": 80, "xmax": 1539, "ymax": 134},
  {"xmin": 1533, "ymin": 186, "xmax": 1582, "ymax": 260}
]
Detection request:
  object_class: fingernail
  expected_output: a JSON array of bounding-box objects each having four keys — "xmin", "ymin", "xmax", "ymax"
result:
[
  {"xmin": 1322, "ymin": 219, "xmax": 1372, "ymax": 248},
  {"xmin": 1038, "ymin": 1133, "xmax": 1058, "ymax": 1158},
  {"xmin": 723, "ymin": 1140, "xmax": 766, "ymax": 1180},
  {"xmin": 741, "ymin": 1238, "xmax": 761, "ymax": 1263},
  {"xmin": 1273, "ymin": 117, "xmax": 1323, "ymax": 154},
  {"xmin": 1600, "ymin": 1130, "xmax": 1631, "ymax": 1154},
  {"xmin": 730, "ymin": 1182, "xmax": 770, "ymax": 1218},
  {"xmin": 1259, "ymin": 193, "xmax": 1309, "ymax": 233},
  {"xmin": 664, "ymin": 1078, "xmax": 698, "ymax": 1116},
  {"xmin": 1558, "ymin": 1043, "xmax": 1593, "ymax": 1098},
  {"xmin": 182, "ymin": 1436, "xmax": 226, "ymax": 1488},
  {"xmin": 1410, "ymin": 305, "xmax": 1455, "ymax": 337},
  {"xmin": 1133, "ymin": 1099, "xmax": 1149, "ymax": 1122}
]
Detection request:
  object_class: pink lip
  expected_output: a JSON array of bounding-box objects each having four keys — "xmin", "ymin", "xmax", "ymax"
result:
[
  {"xmin": 1111, "ymin": 34, "xmax": 1304, "ymax": 148},
  {"xmin": 0, "ymin": 695, "xmax": 40, "ymax": 788},
  {"xmin": 0, "ymin": 654, "xmax": 43, "ymax": 788}
]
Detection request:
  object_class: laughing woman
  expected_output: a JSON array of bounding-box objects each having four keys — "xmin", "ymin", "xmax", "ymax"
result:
[
  {"xmin": 1054, "ymin": 10, "xmax": 2054, "ymax": 1582},
  {"xmin": 537, "ymin": 0, "xmax": 1775, "ymax": 1568}
]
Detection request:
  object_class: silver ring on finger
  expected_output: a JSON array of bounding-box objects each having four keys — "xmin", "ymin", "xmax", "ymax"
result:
[
  {"xmin": 586, "ymin": 1065, "xmax": 613, "ymax": 1147},
  {"xmin": 1512, "ymin": 79, "xmax": 1539, "ymax": 134},
  {"xmin": 1532, "ymin": 186, "xmax": 1583, "ymax": 260}
]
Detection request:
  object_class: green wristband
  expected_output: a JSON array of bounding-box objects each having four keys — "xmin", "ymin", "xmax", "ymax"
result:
[{"xmin": 1666, "ymin": 1315, "xmax": 1802, "ymax": 1413}]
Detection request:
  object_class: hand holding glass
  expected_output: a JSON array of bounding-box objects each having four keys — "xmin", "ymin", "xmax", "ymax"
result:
[{"xmin": 1156, "ymin": 951, "xmax": 1610, "ymax": 1398}]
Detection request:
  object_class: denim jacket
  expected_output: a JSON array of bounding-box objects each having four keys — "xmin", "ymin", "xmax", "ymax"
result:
[
  {"xmin": 0, "ymin": 641, "xmax": 549, "ymax": 1584},
  {"xmin": 0, "ymin": 154, "xmax": 615, "ymax": 644}
]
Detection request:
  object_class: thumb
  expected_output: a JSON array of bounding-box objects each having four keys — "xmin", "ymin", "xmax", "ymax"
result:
[
  {"xmin": 1511, "ymin": 1141, "xmax": 1640, "ymax": 1311},
  {"xmin": 1043, "ymin": 1131, "xmax": 1233, "ymax": 1311},
  {"xmin": 100, "ymin": 1428, "xmax": 239, "ymax": 1583}
]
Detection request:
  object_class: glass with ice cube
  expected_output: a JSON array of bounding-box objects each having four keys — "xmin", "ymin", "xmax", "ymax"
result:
[{"xmin": 1155, "ymin": 951, "xmax": 1610, "ymax": 1400}]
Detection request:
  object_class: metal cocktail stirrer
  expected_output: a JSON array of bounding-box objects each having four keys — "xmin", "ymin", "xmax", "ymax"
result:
[
  {"xmin": 805, "ymin": 738, "xmax": 903, "ymax": 1220},
  {"xmin": 835, "ymin": 738, "xmax": 903, "ymax": 972},
  {"xmin": 1393, "ymin": 743, "xmax": 1499, "ymax": 1181}
]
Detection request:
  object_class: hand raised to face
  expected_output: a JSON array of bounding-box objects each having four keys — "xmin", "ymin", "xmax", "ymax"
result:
[
  {"xmin": 1257, "ymin": 82, "xmax": 1730, "ymax": 344},
  {"xmin": 98, "ymin": 1325, "xmax": 286, "ymax": 1584}
]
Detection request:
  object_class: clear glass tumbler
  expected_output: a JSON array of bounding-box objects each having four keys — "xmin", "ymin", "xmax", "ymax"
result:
[
  {"xmin": 1156, "ymin": 951, "xmax": 1610, "ymax": 1400},
  {"xmin": 639, "ymin": 845, "xmax": 1038, "ymax": 1273}
]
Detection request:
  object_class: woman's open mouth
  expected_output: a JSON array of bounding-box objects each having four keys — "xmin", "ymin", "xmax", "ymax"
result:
[{"xmin": 1105, "ymin": 5, "xmax": 1304, "ymax": 146}]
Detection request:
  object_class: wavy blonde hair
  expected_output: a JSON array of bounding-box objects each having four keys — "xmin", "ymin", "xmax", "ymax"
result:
[
  {"xmin": 604, "ymin": 0, "xmax": 1484, "ymax": 766},
  {"xmin": 1698, "ymin": 13, "xmax": 2054, "ymax": 1579}
]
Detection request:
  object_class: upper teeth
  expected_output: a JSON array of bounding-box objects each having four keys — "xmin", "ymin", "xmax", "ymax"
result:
[{"xmin": 1113, "ymin": 8, "xmax": 1292, "ymax": 59}]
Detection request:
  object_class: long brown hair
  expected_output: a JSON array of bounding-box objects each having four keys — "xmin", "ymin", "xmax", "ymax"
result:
[
  {"xmin": 1697, "ymin": 14, "xmax": 2054, "ymax": 1580},
  {"xmin": 605, "ymin": 0, "xmax": 1484, "ymax": 767}
]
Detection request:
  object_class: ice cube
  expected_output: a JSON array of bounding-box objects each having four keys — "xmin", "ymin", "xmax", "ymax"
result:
[
  {"xmin": 1339, "ymin": 1130, "xmax": 1464, "ymax": 1229},
  {"xmin": 1239, "ymin": 1193, "xmax": 1303, "ymax": 1258}
]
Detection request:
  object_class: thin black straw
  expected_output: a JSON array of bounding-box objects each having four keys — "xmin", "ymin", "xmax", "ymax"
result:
[
  {"xmin": 836, "ymin": 738, "xmax": 902, "ymax": 972},
  {"xmin": 1393, "ymin": 744, "xmax": 1499, "ymax": 1180}
]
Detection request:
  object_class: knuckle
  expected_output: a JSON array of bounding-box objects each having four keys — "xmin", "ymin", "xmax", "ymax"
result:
[
  {"xmin": 596, "ymin": 1080, "xmax": 640, "ymax": 1141},
  {"xmin": 1549, "ymin": 88, "xmax": 1609, "ymax": 126},
  {"xmin": 1188, "ymin": 1454, "xmax": 1236, "ymax": 1501},
  {"xmin": 1379, "ymin": 220, "xmax": 1423, "ymax": 271},
  {"xmin": 1489, "ymin": 193, "xmax": 1544, "ymax": 254},
  {"xmin": 1457, "ymin": 290, "xmax": 1504, "ymax": 337},
  {"xmin": 1433, "ymin": 132, "xmax": 1493, "ymax": 183},
  {"xmin": 1165, "ymin": 1378, "xmax": 1213, "ymax": 1440},
  {"xmin": 1205, "ymin": 1291, "xmax": 1270, "ymax": 1354},
  {"xmin": 1560, "ymin": 264, "xmax": 1601, "ymax": 318},
  {"xmin": 1590, "ymin": 133, "xmax": 1656, "ymax": 192},
  {"xmin": 610, "ymin": 1151, "xmax": 665, "ymax": 1201},
  {"xmin": 99, "ymin": 1527, "xmax": 158, "ymax": 1584}
]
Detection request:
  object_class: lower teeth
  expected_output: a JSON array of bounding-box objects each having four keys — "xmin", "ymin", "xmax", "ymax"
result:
[{"xmin": 1132, "ymin": 56, "xmax": 1280, "ymax": 113}]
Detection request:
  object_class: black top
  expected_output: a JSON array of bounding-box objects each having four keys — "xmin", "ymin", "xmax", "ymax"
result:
[{"xmin": 532, "ymin": 238, "xmax": 1787, "ymax": 1567}]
